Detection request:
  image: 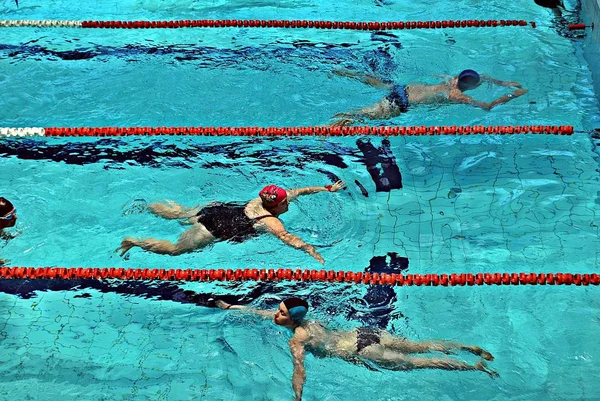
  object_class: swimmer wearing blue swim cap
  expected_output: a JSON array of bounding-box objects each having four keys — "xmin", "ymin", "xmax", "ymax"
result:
[
  {"xmin": 330, "ymin": 68, "xmax": 527, "ymax": 125},
  {"xmin": 216, "ymin": 295, "xmax": 498, "ymax": 400},
  {"xmin": 276, "ymin": 297, "xmax": 309, "ymax": 326},
  {"xmin": 457, "ymin": 69, "xmax": 481, "ymax": 91}
]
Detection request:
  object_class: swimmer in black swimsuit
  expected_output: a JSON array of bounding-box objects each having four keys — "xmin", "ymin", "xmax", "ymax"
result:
[
  {"xmin": 116, "ymin": 180, "xmax": 345, "ymax": 263},
  {"xmin": 330, "ymin": 68, "xmax": 527, "ymax": 126},
  {"xmin": 216, "ymin": 297, "xmax": 498, "ymax": 401}
]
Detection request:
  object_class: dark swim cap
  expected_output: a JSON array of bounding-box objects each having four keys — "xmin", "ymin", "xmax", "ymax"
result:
[
  {"xmin": 458, "ymin": 69, "xmax": 481, "ymax": 91},
  {"xmin": 0, "ymin": 198, "xmax": 14, "ymax": 217},
  {"xmin": 282, "ymin": 297, "xmax": 309, "ymax": 323}
]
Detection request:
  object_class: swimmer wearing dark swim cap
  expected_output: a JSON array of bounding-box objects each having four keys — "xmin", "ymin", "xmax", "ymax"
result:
[
  {"xmin": 275, "ymin": 298, "xmax": 309, "ymax": 326},
  {"xmin": 216, "ymin": 294, "xmax": 498, "ymax": 400},
  {"xmin": 457, "ymin": 69, "xmax": 481, "ymax": 92},
  {"xmin": 330, "ymin": 68, "xmax": 527, "ymax": 125}
]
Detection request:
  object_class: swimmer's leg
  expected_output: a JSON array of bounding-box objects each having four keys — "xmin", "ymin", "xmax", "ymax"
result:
[
  {"xmin": 332, "ymin": 69, "xmax": 394, "ymax": 89},
  {"xmin": 149, "ymin": 200, "xmax": 201, "ymax": 220},
  {"xmin": 330, "ymin": 100, "xmax": 397, "ymax": 127},
  {"xmin": 359, "ymin": 345, "xmax": 498, "ymax": 377},
  {"xmin": 117, "ymin": 223, "xmax": 215, "ymax": 256},
  {"xmin": 380, "ymin": 332, "xmax": 494, "ymax": 361}
]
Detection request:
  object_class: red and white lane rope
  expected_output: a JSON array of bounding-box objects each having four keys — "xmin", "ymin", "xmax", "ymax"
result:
[
  {"xmin": 0, "ymin": 266, "xmax": 597, "ymax": 286},
  {"xmin": 0, "ymin": 125, "xmax": 574, "ymax": 138},
  {"xmin": 0, "ymin": 19, "xmax": 536, "ymax": 30}
]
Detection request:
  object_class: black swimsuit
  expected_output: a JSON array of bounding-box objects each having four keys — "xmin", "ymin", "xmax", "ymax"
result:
[
  {"xmin": 356, "ymin": 327, "xmax": 381, "ymax": 353},
  {"xmin": 196, "ymin": 202, "xmax": 271, "ymax": 243}
]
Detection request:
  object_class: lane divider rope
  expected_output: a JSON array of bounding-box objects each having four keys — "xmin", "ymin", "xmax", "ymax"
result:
[
  {"xmin": 0, "ymin": 19, "xmax": 536, "ymax": 30},
  {"xmin": 0, "ymin": 125, "xmax": 574, "ymax": 138},
  {"xmin": 0, "ymin": 267, "xmax": 597, "ymax": 286},
  {"xmin": 568, "ymin": 23, "xmax": 594, "ymax": 30}
]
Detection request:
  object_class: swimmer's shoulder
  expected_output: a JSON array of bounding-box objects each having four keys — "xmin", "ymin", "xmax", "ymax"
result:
[{"xmin": 244, "ymin": 198, "xmax": 270, "ymax": 218}]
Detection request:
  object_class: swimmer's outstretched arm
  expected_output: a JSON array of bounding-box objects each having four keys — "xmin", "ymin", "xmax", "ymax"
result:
[
  {"xmin": 260, "ymin": 218, "xmax": 325, "ymax": 264},
  {"xmin": 287, "ymin": 180, "xmax": 346, "ymax": 199},
  {"xmin": 480, "ymin": 75, "xmax": 523, "ymax": 88},
  {"xmin": 486, "ymin": 88, "xmax": 528, "ymax": 110},
  {"xmin": 454, "ymin": 88, "xmax": 528, "ymax": 111},
  {"xmin": 332, "ymin": 69, "xmax": 394, "ymax": 89},
  {"xmin": 214, "ymin": 300, "xmax": 274, "ymax": 319},
  {"xmin": 289, "ymin": 330, "xmax": 308, "ymax": 401}
]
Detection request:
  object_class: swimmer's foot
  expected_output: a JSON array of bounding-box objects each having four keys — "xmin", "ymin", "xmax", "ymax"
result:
[
  {"xmin": 475, "ymin": 360, "xmax": 499, "ymax": 379},
  {"xmin": 116, "ymin": 237, "xmax": 139, "ymax": 257},
  {"xmin": 330, "ymin": 117, "xmax": 355, "ymax": 127},
  {"xmin": 122, "ymin": 199, "xmax": 149, "ymax": 216},
  {"xmin": 465, "ymin": 346, "xmax": 494, "ymax": 361},
  {"xmin": 332, "ymin": 68, "xmax": 354, "ymax": 78}
]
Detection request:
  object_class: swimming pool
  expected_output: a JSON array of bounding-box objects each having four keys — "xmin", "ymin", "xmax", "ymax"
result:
[{"xmin": 1, "ymin": 0, "xmax": 599, "ymax": 400}]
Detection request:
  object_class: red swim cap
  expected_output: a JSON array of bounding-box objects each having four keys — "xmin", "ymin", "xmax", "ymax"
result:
[{"xmin": 259, "ymin": 185, "xmax": 287, "ymax": 207}]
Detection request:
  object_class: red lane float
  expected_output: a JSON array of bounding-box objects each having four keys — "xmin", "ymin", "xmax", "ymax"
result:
[
  {"xmin": 75, "ymin": 19, "xmax": 534, "ymax": 31},
  {"xmin": 568, "ymin": 23, "xmax": 590, "ymax": 30},
  {"xmin": 0, "ymin": 267, "xmax": 597, "ymax": 286},
  {"xmin": 0, "ymin": 125, "xmax": 575, "ymax": 138}
]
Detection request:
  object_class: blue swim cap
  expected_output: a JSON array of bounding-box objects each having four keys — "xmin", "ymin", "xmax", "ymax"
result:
[
  {"xmin": 458, "ymin": 69, "xmax": 481, "ymax": 91},
  {"xmin": 283, "ymin": 297, "xmax": 309, "ymax": 323}
]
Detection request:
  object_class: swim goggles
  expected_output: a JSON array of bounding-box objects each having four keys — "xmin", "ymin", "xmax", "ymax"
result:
[{"xmin": 0, "ymin": 209, "xmax": 16, "ymax": 220}]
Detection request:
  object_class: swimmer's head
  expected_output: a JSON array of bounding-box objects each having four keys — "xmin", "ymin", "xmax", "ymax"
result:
[
  {"xmin": 275, "ymin": 297, "xmax": 309, "ymax": 327},
  {"xmin": 259, "ymin": 185, "xmax": 289, "ymax": 214},
  {"xmin": 0, "ymin": 198, "xmax": 17, "ymax": 229},
  {"xmin": 457, "ymin": 69, "xmax": 481, "ymax": 92}
]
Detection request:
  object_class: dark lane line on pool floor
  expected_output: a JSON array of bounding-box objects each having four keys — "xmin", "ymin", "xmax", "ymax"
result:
[{"xmin": 0, "ymin": 253, "xmax": 410, "ymax": 329}]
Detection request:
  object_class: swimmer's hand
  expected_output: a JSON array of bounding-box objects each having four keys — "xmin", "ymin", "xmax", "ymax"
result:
[
  {"xmin": 0, "ymin": 258, "xmax": 8, "ymax": 266},
  {"xmin": 215, "ymin": 300, "xmax": 250, "ymax": 311},
  {"xmin": 304, "ymin": 245, "xmax": 325, "ymax": 264},
  {"xmin": 512, "ymin": 88, "xmax": 527, "ymax": 97},
  {"xmin": 215, "ymin": 300, "xmax": 232, "ymax": 310},
  {"xmin": 328, "ymin": 180, "xmax": 346, "ymax": 192},
  {"xmin": 504, "ymin": 81, "xmax": 523, "ymax": 88}
]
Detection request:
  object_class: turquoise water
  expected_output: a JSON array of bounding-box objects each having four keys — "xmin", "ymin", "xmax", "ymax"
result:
[{"xmin": 1, "ymin": 0, "xmax": 600, "ymax": 400}]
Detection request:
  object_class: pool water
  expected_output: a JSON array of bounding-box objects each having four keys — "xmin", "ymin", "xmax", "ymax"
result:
[{"xmin": 1, "ymin": 0, "xmax": 599, "ymax": 400}]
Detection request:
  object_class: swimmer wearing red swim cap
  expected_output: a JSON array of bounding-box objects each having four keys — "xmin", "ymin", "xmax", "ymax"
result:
[
  {"xmin": 259, "ymin": 184, "xmax": 288, "ymax": 208},
  {"xmin": 117, "ymin": 180, "xmax": 346, "ymax": 264}
]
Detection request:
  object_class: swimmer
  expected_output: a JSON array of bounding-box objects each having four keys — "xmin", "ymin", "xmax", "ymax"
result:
[
  {"xmin": 534, "ymin": 0, "xmax": 583, "ymax": 38},
  {"xmin": 330, "ymin": 69, "xmax": 527, "ymax": 126},
  {"xmin": 535, "ymin": 0, "xmax": 564, "ymax": 17},
  {"xmin": 116, "ymin": 181, "xmax": 346, "ymax": 264},
  {"xmin": 0, "ymin": 197, "xmax": 18, "ymax": 266},
  {"xmin": 216, "ymin": 297, "xmax": 497, "ymax": 401}
]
